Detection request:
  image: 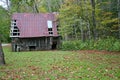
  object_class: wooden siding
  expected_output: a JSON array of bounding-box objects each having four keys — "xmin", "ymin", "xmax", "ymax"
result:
[{"xmin": 11, "ymin": 37, "xmax": 60, "ymax": 52}]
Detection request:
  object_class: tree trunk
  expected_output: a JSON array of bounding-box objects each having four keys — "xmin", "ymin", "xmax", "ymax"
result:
[
  {"xmin": 30, "ymin": 0, "xmax": 39, "ymax": 13},
  {"xmin": 33, "ymin": 0, "xmax": 39, "ymax": 13},
  {"xmin": 0, "ymin": 41, "xmax": 5, "ymax": 65},
  {"xmin": 46, "ymin": 0, "xmax": 52, "ymax": 12},
  {"xmin": 90, "ymin": 0, "xmax": 97, "ymax": 40},
  {"xmin": 6, "ymin": 0, "xmax": 10, "ymax": 10},
  {"xmin": 60, "ymin": 0, "xmax": 63, "ymax": 5},
  {"xmin": 87, "ymin": 22, "xmax": 91, "ymax": 40},
  {"xmin": 80, "ymin": 22, "xmax": 84, "ymax": 41},
  {"xmin": 118, "ymin": 0, "xmax": 120, "ymax": 39}
]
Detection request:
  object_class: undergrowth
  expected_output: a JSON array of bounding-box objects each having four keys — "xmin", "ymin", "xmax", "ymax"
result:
[{"xmin": 61, "ymin": 37, "xmax": 120, "ymax": 51}]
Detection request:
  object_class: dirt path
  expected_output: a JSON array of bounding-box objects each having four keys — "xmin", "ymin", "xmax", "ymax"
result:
[{"xmin": 2, "ymin": 44, "xmax": 10, "ymax": 46}]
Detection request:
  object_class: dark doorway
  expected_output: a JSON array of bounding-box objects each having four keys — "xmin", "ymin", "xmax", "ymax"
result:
[
  {"xmin": 52, "ymin": 41, "xmax": 57, "ymax": 50},
  {"xmin": 15, "ymin": 45, "xmax": 17, "ymax": 52},
  {"xmin": 29, "ymin": 46, "xmax": 36, "ymax": 51}
]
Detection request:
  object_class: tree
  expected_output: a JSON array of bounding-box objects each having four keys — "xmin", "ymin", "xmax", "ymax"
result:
[
  {"xmin": 59, "ymin": 0, "xmax": 92, "ymax": 41},
  {"xmin": 0, "ymin": 7, "xmax": 7, "ymax": 65},
  {"xmin": 90, "ymin": 0, "xmax": 97, "ymax": 40},
  {"xmin": 96, "ymin": 0, "xmax": 119, "ymax": 38},
  {"xmin": 118, "ymin": 0, "xmax": 120, "ymax": 38},
  {"xmin": 0, "ymin": 6, "xmax": 10, "ymax": 42},
  {"xmin": 0, "ymin": 40, "xmax": 5, "ymax": 65}
]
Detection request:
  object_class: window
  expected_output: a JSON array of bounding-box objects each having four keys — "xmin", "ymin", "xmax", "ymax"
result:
[
  {"xmin": 47, "ymin": 20, "xmax": 52, "ymax": 28},
  {"xmin": 10, "ymin": 20, "xmax": 20, "ymax": 37},
  {"xmin": 14, "ymin": 23, "xmax": 16, "ymax": 25},
  {"xmin": 49, "ymin": 32, "xmax": 53, "ymax": 35},
  {"xmin": 48, "ymin": 28, "xmax": 53, "ymax": 35},
  {"xmin": 47, "ymin": 20, "xmax": 53, "ymax": 35},
  {"xmin": 57, "ymin": 25, "xmax": 59, "ymax": 31},
  {"xmin": 48, "ymin": 28, "xmax": 52, "ymax": 31}
]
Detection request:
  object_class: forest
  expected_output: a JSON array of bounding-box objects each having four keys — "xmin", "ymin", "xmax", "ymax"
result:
[{"xmin": 0, "ymin": 0, "xmax": 120, "ymax": 51}]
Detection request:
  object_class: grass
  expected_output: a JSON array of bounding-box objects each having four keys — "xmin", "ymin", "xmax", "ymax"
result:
[{"xmin": 0, "ymin": 46, "xmax": 120, "ymax": 80}]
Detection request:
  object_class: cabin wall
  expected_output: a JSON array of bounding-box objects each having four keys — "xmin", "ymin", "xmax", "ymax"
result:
[{"xmin": 11, "ymin": 37, "xmax": 60, "ymax": 52}]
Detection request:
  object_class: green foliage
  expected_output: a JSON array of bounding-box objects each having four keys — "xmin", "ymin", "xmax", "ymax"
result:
[
  {"xmin": 0, "ymin": 46, "xmax": 120, "ymax": 79},
  {"xmin": 95, "ymin": 0, "xmax": 119, "ymax": 38},
  {"xmin": 112, "ymin": 41, "xmax": 120, "ymax": 51},
  {"xmin": 10, "ymin": 0, "xmax": 62, "ymax": 13},
  {"xmin": 61, "ymin": 38, "xmax": 120, "ymax": 51},
  {"xmin": 58, "ymin": 0, "xmax": 120, "ymax": 40},
  {"xmin": 0, "ymin": 6, "xmax": 10, "ymax": 42},
  {"xmin": 59, "ymin": 0, "xmax": 92, "ymax": 39}
]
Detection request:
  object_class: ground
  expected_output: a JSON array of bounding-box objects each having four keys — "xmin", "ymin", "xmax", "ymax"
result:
[{"xmin": 0, "ymin": 46, "xmax": 120, "ymax": 80}]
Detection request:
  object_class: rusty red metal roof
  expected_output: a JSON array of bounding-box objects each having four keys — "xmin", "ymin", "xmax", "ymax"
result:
[{"xmin": 12, "ymin": 13, "xmax": 59, "ymax": 38}]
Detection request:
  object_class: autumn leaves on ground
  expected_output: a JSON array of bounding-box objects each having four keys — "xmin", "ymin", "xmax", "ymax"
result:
[{"xmin": 0, "ymin": 46, "xmax": 120, "ymax": 80}]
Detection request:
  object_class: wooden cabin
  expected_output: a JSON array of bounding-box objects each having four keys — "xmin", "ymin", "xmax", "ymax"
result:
[{"xmin": 10, "ymin": 13, "xmax": 61, "ymax": 52}]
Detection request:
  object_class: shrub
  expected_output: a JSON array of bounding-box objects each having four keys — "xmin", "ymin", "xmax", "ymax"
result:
[{"xmin": 61, "ymin": 38, "xmax": 120, "ymax": 51}]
